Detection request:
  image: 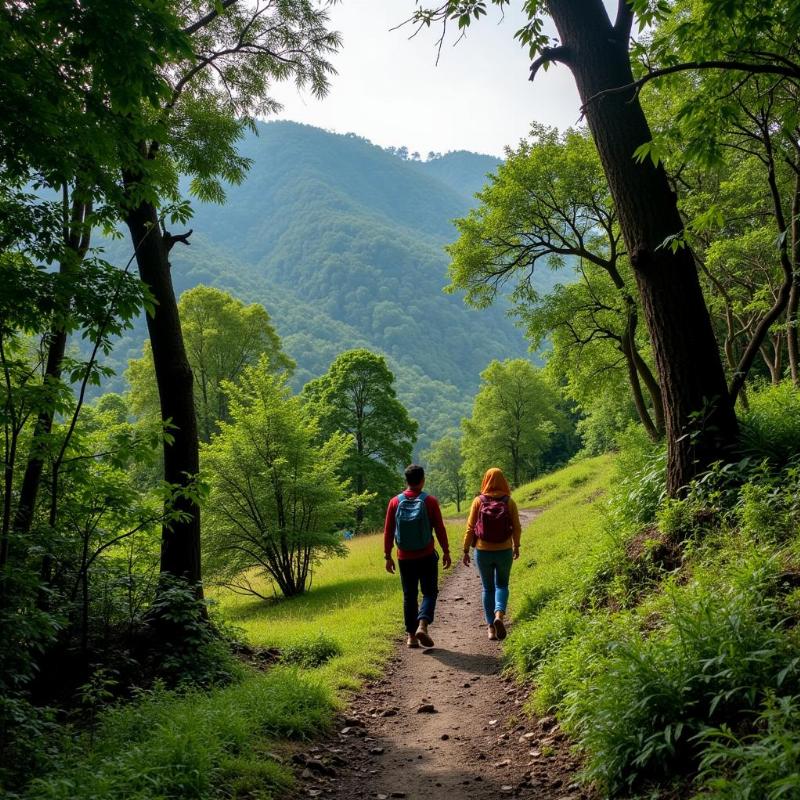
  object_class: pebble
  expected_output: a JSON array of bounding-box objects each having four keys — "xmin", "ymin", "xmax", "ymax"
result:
[
  {"xmin": 440, "ymin": 734, "xmax": 449, "ymax": 741},
  {"xmin": 494, "ymin": 759, "xmax": 511, "ymax": 768},
  {"xmin": 369, "ymin": 747, "xmax": 385, "ymax": 755},
  {"xmin": 416, "ymin": 703, "xmax": 437, "ymax": 713}
]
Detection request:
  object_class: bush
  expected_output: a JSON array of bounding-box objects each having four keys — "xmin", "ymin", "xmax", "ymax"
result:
[
  {"xmin": 563, "ymin": 551, "xmax": 799, "ymax": 794},
  {"xmin": 697, "ymin": 695, "xmax": 800, "ymax": 800},
  {"xmin": 607, "ymin": 425, "xmax": 666, "ymax": 529},
  {"xmin": 280, "ymin": 633, "xmax": 342, "ymax": 668},
  {"xmin": 25, "ymin": 667, "xmax": 333, "ymax": 800},
  {"xmin": 740, "ymin": 381, "xmax": 800, "ymax": 467}
]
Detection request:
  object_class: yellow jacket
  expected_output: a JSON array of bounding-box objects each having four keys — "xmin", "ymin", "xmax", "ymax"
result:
[{"xmin": 462, "ymin": 468, "xmax": 522, "ymax": 552}]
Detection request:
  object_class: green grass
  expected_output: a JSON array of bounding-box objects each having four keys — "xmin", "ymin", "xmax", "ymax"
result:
[
  {"xmin": 25, "ymin": 527, "xmax": 468, "ymax": 800},
  {"xmin": 27, "ymin": 667, "xmax": 332, "ymax": 800},
  {"xmin": 214, "ymin": 532, "xmax": 407, "ymax": 690},
  {"xmin": 507, "ymin": 454, "xmax": 615, "ymax": 621}
]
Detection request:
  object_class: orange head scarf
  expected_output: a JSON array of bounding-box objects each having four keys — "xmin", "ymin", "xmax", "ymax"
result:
[{"xmin": 480, "ymin": 467, "xmax": 511, "ymax": 497}]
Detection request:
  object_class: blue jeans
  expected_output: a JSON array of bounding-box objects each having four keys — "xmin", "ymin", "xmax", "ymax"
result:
[
  {"xmin": 398, "ymin": 552, "xmax": 438, "ymax": 634},
  {"xmin": 474, "ymin": 548, "xmax": 514, "ymax": 624}
]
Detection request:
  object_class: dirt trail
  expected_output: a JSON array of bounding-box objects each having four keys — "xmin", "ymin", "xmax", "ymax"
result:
[{"xmin": 291, "ymin": 509, "xmax": 592, "ymax": 800}]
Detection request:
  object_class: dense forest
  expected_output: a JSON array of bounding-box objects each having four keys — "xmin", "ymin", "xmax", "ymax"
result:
[{"xmin": 2, "ymin": 0, "xmax": 800, "ymax": 799}]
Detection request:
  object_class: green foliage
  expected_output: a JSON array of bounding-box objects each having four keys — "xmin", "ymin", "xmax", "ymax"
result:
[
  {"xmin": 739, "ymin": 381, "xmax": 800, "ymax": 467},
  {"xmin": 422, "ymin": 432, "xmax": 466, "ymax": 511},
  {"xmin": 564, "ymin": 552, "xmax": 799, "ymax": 794},
  {"xmin": 447, "ymin": 123, "xmax": 662, "ymax": 445},
  {"xmin": 280, "ymin": 633, "xmax": 342, "ymax": 668},
  {"xmin": 461, "ymin": 358, "xmax": 575, "ymax": 489},
  {"xmin": 144, "ymin": 578, "xmax": 239, "ymax": 689},
  {"xmin": 128, "ymin": 285, "xmax": 293, "ymax": 441},
  {"xmin": 302, "ymin": 349, "xmax": 416, "ymax": 528},
  {"xmin": 25, "ymin": 668, "xmax": 332, "ymax": 800},
  {"xmin": 697, "ymin": 695, "xmax": 800, "ymax": 800},
  {"xmin": 203, "ymin": 358, "xmax": 352, "ymax": 598}
]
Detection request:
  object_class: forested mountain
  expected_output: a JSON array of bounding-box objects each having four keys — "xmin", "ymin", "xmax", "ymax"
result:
[{"xmin": 114, "ymin": 121, "xmax": 554, "ymax": 448}]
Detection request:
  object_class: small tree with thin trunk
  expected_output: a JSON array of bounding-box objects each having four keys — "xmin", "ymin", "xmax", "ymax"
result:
[
  {"xmin": 462, "ymin": 359, "xmax": 566, "ymax": 489},
  {"xmin": 424, "ymin": 433, "xmax": 467, "ymax": 512},
  {"xmin": 203, "ymin": 359, "xmax": 352, "ymax": 599}
]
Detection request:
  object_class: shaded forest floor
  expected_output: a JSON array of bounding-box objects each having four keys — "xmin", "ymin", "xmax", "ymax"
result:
[{"xmin": 290, "ymin": 517, "xmax": 593, "ymax": 800}]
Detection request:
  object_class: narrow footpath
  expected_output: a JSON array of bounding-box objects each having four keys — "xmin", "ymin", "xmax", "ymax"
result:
[{"xmin": 291, "ymin": 510, "xmax": 592, "ymax": 800}]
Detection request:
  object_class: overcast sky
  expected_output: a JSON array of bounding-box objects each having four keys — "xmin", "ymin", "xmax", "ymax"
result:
[{"xmin": 269, "ymin": 1, "xmax": 594, "ymax": 157}]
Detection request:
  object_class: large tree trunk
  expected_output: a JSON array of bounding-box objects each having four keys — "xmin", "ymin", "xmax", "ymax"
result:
[
  {"xmin": 546, "ymin": 0, "xmax": 738, "ymax": 493},
  {"xmin": 124, "ymin": 188, "xmax": 202, "ymax": 592}
]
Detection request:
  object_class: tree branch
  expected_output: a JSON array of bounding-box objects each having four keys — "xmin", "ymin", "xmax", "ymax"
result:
[
  {"xmin": 163, "ymin": 229, "xmax": 193, "ymax": 253},
  {"xmin": 529, "ymin": 45, "xmax": 572, "ymax": 83},
  {"xmin": 582, "ymin": 59, "xmax": 800, "ymax": 111},
  {"xmin": 183, "ymin": 0, "xmax": 239, "ymax": 36}
]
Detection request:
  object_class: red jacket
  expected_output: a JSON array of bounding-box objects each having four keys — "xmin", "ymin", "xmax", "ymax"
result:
[{"xmin": 384, "ymin": 489, "xmax": 450, "ymax": 560}]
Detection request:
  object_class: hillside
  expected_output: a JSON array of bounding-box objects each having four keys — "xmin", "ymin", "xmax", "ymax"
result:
[{"xmin": 112, "ymin": 122, "xmax": 559, "ymax": 448}]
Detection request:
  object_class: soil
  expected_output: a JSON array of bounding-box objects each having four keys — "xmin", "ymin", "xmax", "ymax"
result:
[{"xmin": 289, "ymin": 509, "xmax": 594, "ymax": 800}]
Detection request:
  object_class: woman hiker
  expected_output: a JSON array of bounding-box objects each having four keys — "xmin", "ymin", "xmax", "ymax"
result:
[{"xmin": 462, "ymin": 467, "xmax": 522, "ymax": 641}]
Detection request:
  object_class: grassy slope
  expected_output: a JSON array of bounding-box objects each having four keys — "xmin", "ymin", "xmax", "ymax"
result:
[
  {"xmin": 508, "ymin": 455, "xmax": 615, "ymax": 621},
  {"xmin": 216, "ymin": 533, "xmax": 405, "ymax": 691}
]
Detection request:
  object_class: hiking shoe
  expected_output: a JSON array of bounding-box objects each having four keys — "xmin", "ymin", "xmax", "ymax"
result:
[
  {"xmin": 415, "ymin": 623, "xmax": 434, "ymax": 648},
  {"xmin": 494, "ymin": 616, "xmax": 507, "ymax": 640},
  {"xmin": 407, "ymin": 634, "xmax": 420, "ymax": 648},
  {"xmin": 487, "ymin": 624, "xmax": 497, "ymax": 641}
]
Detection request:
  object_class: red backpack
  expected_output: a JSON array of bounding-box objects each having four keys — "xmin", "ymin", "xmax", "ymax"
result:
[{"xmin": 474, "ymin": 494, "xmax": 512, "ymax": 543}]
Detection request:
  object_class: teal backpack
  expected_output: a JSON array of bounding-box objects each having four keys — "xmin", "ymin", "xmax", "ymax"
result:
[{"xmin": 394, "ymin": 492, "xmax": 433, "ymax": 551}]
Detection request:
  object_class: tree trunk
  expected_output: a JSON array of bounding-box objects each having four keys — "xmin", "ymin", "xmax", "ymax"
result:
[
  {"xmin": 13, "ymin": 196, "xmax": 91, "ymax": 540},
  {"xmin": 787, "ymin": 172, "xmax": 800, "ymax": 386},
  {"xmin": 546, "ymin": 0, "xmax": 738, "ymax": 494},
  {"xmin": 621, "ymin": 330, "xmax": 659, "ymax": 441},
  {"xmin": 123, "ymin": 188, "xmax": 202, "ymax": 592}
]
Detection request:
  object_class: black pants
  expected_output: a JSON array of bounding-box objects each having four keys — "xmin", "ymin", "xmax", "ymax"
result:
[{"xmin": 398, "ymin": 552, "xmax": 439, "ymax": 634}]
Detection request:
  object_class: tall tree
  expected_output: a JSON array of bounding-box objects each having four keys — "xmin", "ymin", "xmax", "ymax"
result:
[
  {"xmin": 461, "ymin": 359, "xmax": 566, "ymax": 489},
  {"xmin": 121, "ymin": 1, "xmax": 340, "ymax": 588},
  {"xmin": 448, "ymin": 125, "xmax": 664, "ymax": 440},
  {"xmin": 1, "ymin": 0, "xmax": 185, "ymax": 561},
  {"xmin": 302, "ymin": 350, "xmax": 417, "ymax": 528},
  {"xmin": 411, "ymin": 0, "xmax": 739, "ymax": 493},
  {"xmin": 423, "ymin": 432, "xmax": 467, "ymax": 512},
  {"xmin": 128, "ymin": 286, "xmax": 293, "ymax": 442}
]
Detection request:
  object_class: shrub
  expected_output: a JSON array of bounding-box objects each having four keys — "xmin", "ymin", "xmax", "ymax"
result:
[
  {"xmin": 25, "ymin": 667, "xmax": 332, "ymax": 800},
  {"xmin": 280, "ymin": 633, "xmax": 342, "ymax": 668},
  {"xmin": 696, "ymin": 695, "xmax": 800, "ymax": 800},
  {"xmin": 563, "ymin": 551, "xmax": 799, "ymax": 794},
  {"xmin": 607, "ymin": 425, "xmax": 666, "ymax": 529},
  {"xmin": 739, "ymin": 381, "xmax": 800, "ymax": 467}
]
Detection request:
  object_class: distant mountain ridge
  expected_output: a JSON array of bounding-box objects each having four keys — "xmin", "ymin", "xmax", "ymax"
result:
[{"xmin": 111, "ymin": 121, "xmax": 557, "ymax": 450}]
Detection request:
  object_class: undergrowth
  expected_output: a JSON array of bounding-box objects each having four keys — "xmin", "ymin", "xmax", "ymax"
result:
[{"xmin": 505, "ymin": 383, "xmax": 800, "ymax": 799}]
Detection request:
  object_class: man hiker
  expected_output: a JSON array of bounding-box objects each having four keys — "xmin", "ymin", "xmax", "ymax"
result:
[{"xmin": 384, "ymin": 464, "xmax": 451, "ymax": 648}]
